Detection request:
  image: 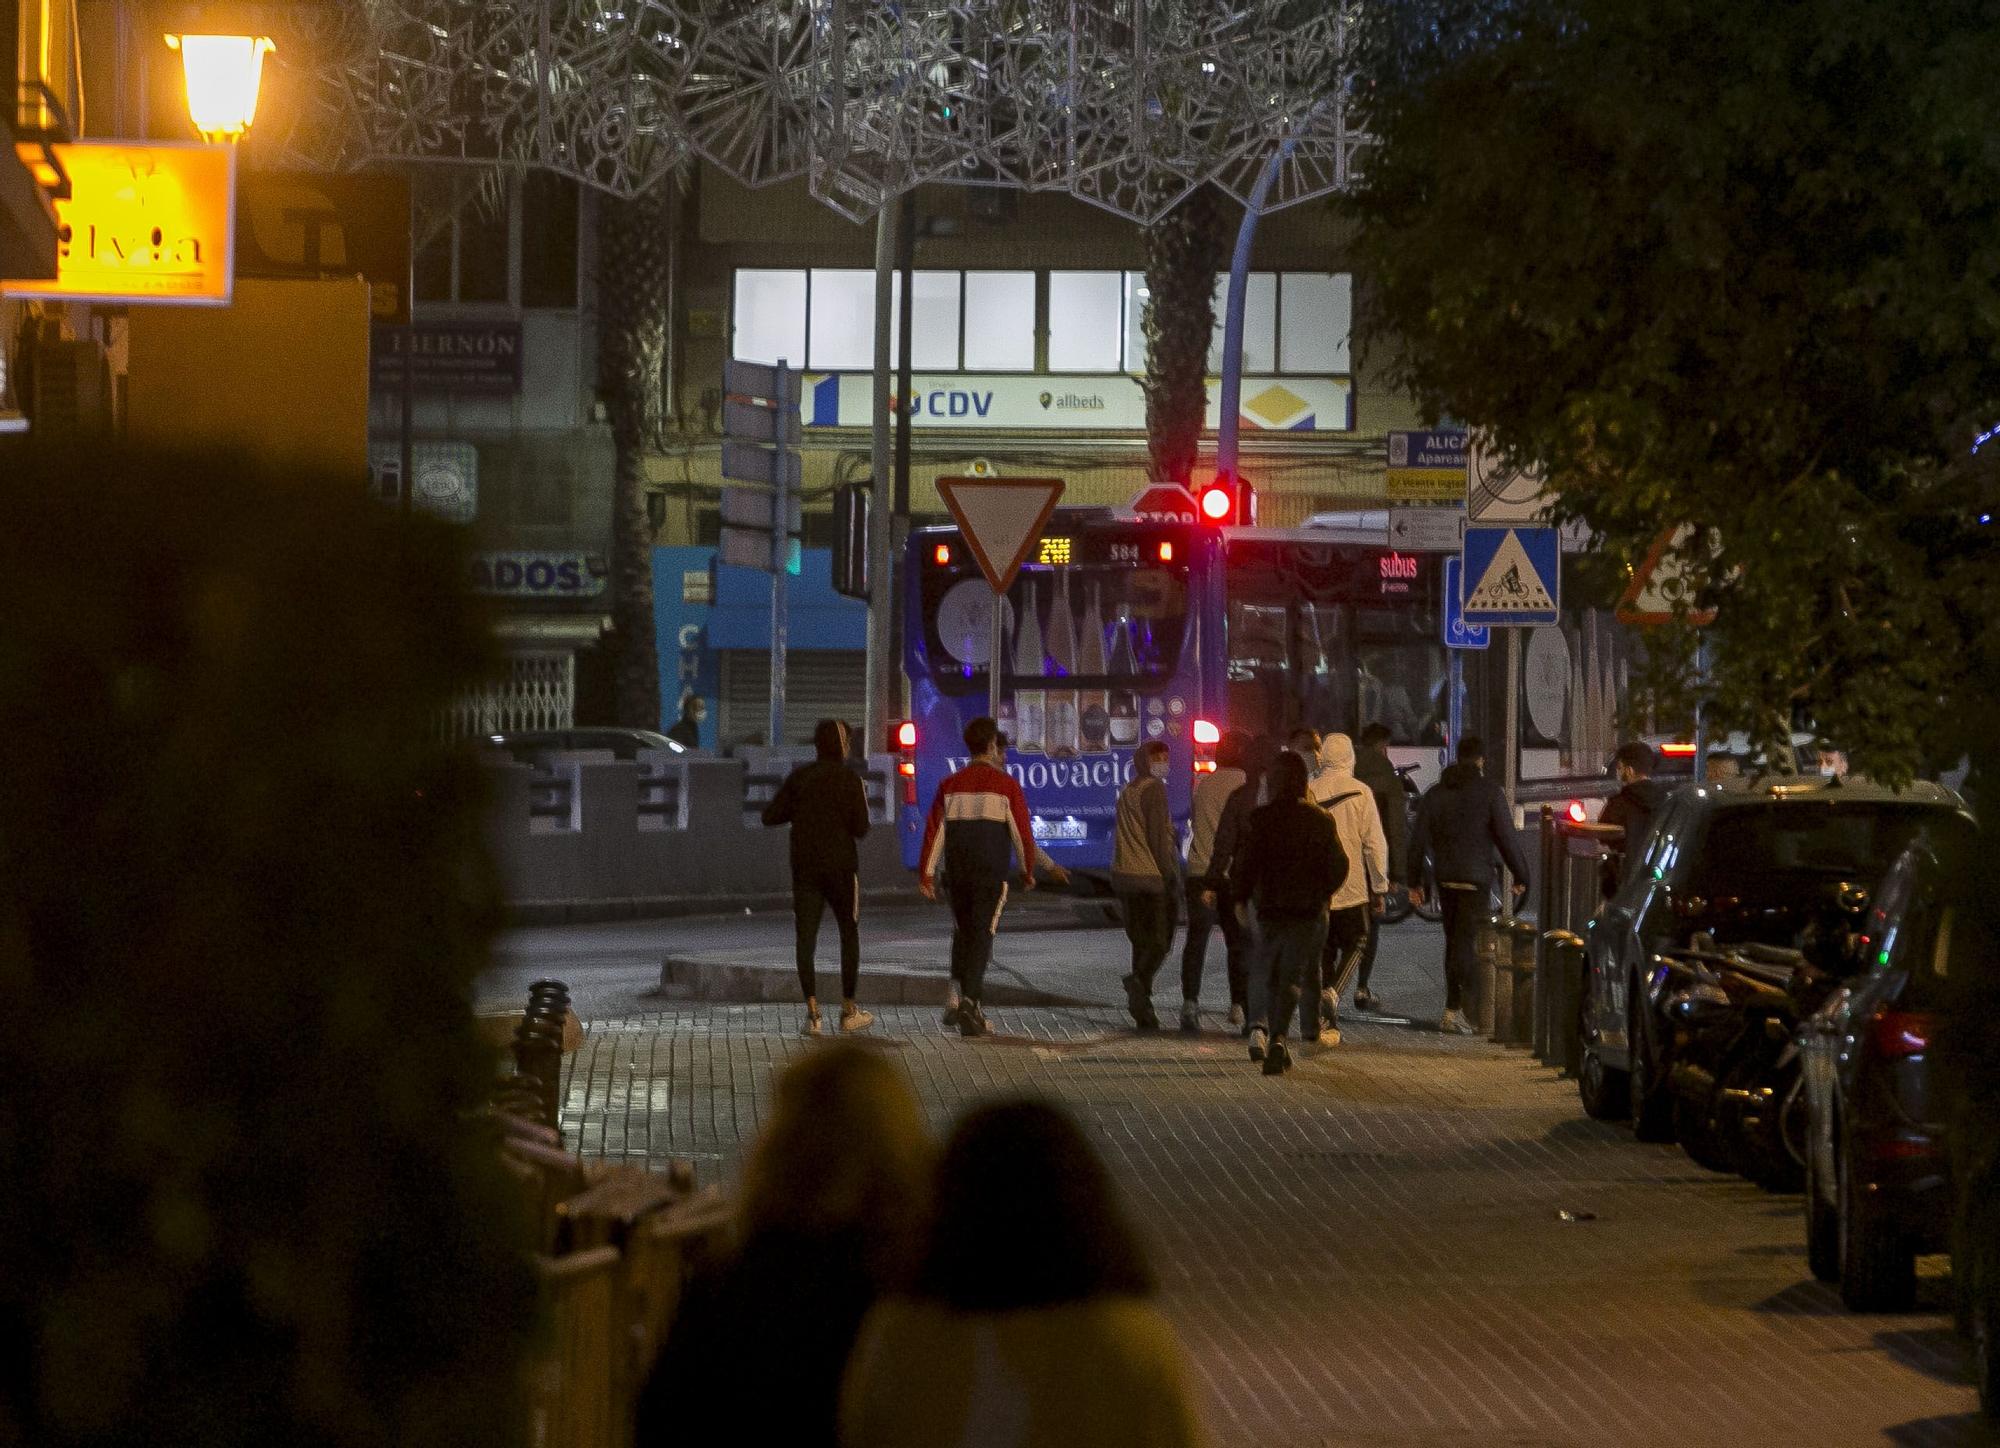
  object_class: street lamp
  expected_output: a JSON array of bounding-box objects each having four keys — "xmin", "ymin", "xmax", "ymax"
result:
[{"xmin": 164, "ymin": 33, "xmax": 275, "ymax": 143}]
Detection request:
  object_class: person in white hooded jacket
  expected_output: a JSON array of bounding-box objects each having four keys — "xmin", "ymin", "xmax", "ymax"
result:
[{"xmin": 1306, "ymin": 732, "xmax": 1389, "ymax": 1044}]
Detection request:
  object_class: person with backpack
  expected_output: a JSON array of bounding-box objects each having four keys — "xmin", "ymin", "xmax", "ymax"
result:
[
  {"xmin": 1598, "ymin": 741, "xmax": 1669, "ymax": 895},
  {"xmin": 1231, "ymin": 752, "xmax": 1347, "ymax": 1075},
  {"xmin": 1307, "ymin": 733, "xmax": 1389, "ymax": 1045},
  {"xmin": 1408, "ymin": 735, "xmax": 1532, "ymax": 1035},
  {"xmin": 762, "ymin": 718, "xmax": 874, "ymax": 1037},
  {"xmin": 1112, "ymin": 739, "xmax": 1183, "ymax": 1032}
]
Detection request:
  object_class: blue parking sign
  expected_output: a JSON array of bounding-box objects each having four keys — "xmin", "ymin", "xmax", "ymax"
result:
[{"xmin": 1441, "ymin": 556, "xmax": 1490, "ymax": 649}]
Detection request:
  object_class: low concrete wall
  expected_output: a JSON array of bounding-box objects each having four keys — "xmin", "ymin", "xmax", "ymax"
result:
[{"xmin": 484, "ymin": 753, "xmax": 911, "ymax": 915}]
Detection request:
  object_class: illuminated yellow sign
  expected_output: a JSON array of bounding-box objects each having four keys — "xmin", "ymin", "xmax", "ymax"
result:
[
  {"xmin": 1037, "ymin": 537, "xmax": 1073, "ymax": 565},
  {"xmin": 2, "ymin": 141, "xmax": 235, "ymax": 305}
]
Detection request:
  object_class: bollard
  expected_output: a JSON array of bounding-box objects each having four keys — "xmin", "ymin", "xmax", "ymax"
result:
[
  {"xmin": 1508, "ymin": 920, "xmax": 1538, "ymax": 1048},
  {"xmin": 1474, "ymin": 913, "xmax": 1505, "ymax": 1036},
  {"xmin": 1533, "ymin": 805, "xmax": 1558, "ymax": 1062},
  {"xmin": 1551, "ymin": 934, "xmax": 1587, "ymax": 1077}
]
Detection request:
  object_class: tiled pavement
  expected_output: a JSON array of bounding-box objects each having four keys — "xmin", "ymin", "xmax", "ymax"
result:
[{"xmin": 560, "ymin": 990, "xmax": 1994, "ymax": 1447}]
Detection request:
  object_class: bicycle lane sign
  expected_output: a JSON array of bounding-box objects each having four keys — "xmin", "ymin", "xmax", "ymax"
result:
[
  {"xmin": 1441, "ymin": 556, "xmax": 1490, "ymax": 649},
  {"xmin": 1461, "ymin": 525, "xmax": 1560, "ymax": 626}
]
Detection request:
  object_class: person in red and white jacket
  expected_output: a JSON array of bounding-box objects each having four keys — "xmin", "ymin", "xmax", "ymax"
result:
[{"xmin": 919, "ymin": 717, "xmax": 1036, "ymax": 1038}]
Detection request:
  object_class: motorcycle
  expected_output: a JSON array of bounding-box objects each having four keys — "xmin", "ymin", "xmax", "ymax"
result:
[
  {"xmin": 1661, "ymin": 886, "xmax": 1864, "ymax": 1187},
  {"xmin": 1380, "ymin": 763, "xmax": 1444, "ymax": 925}
]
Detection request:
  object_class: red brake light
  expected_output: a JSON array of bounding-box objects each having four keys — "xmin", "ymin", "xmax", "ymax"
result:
[
  {"xmin": 896, "ymin": 721, "xmax": 917, "ymax": 749},
  {"xmin": 1660, "ymin": 742, "xmax": 1697, "ymax": 757},
  {"xmin": 1566, "ymin": 800, "xmax": 1588, "ymax": 824},
  {"xmin": 1193, "ymin": 719, "xmax": 1221, "ymax": 746},
  {"xmin": 1868, "ymin": 1007, "xmax": 1934, "ymax": 1060},
  {"xmin": 933, "ymin": 544, "xmax": 952, "ymax": 566},
  {"xmin": 1157, "ymin": 541, "xmax": 1174, "ymax": 562},
  {"xmin": 1199, "ymin": 486, "xmax": 1232, "ymax": 521}
]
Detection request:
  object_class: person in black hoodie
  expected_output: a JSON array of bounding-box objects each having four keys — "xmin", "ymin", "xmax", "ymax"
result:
[
  {"xmin": 763, "ymin": 718, "xmax": 874, "ymax": 1036},
  {"xmin": 1230, "ymin": 752, "xmax": 1347, "ymax": 1076},
  {"xmin": 1408, "ymin": 735, "xmax": 1532, "ymax": 1036},
  {"xmin": 1598, "ymin": 741, "xmax": 1670, "ymax": 895}
]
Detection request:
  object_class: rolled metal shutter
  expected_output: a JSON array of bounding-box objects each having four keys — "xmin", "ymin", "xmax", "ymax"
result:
[{"xmin": 718, "ymin": 650, "xmax": 866, "ymax": 749}]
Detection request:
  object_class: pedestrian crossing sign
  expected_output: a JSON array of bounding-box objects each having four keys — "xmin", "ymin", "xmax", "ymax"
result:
[{"xmin": 1460, "ymin": 525, "xmax": 1560, "ymax": 626}]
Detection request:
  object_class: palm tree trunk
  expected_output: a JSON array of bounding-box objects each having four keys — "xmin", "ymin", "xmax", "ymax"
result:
[
  {"xmin": 1143, "ymin": 186, "xmax": 1230, "ymax": 486},
  {"xmin": 596, "ymin": 181, "xmax": 675, "ymax": 729}
]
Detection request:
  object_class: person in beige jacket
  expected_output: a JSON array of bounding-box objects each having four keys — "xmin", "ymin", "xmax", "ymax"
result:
[
  {"xmin": 1306, "ymin": 733, "xmax": 1389, "ymax": 1045},
  {"xmin": 1111, "ymin": 739, "xmax": 1182, "ymax": 1032}
]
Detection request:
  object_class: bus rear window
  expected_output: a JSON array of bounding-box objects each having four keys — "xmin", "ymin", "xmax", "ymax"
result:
[{"xmin": 924, "ymin": 562, "xmax": 1188, "ymax": 693}]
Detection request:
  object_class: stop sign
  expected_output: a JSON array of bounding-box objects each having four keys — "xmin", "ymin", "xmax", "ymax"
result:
[{"xmin": 1127, "ymin": 484, "xmax": 1199, "ymax": 521}]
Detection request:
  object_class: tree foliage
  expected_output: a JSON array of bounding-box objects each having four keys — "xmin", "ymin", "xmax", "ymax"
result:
[
  {"xmin": 1343, "ymin": 0, "xmax": 2000, "ymax": 789},
  {"xmin": 0, "ymin": 444, "xmax": 535, "ymax": 1448},
  {"xmin": 1144, "ymin": 185, "xmax": 1231, "ymax": 485}
]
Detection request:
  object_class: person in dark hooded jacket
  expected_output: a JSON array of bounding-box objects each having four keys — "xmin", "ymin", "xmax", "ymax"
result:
[
  {"xmin": 1598, "ymin": 741, "xmax": 1670, "ymax": 895},
  {"xmin": 1408, "ymin": 735, "xmax": 1532, "ymax": 1035},
  {"xmin": 763, "ymin": 719, "xmax": 873, "ymax": 1036}
]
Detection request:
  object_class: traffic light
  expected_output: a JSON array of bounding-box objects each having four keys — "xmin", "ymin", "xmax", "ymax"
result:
[{"xmin": 1195, "ymin": 472, "xmax": 1254, "ymax": 526}]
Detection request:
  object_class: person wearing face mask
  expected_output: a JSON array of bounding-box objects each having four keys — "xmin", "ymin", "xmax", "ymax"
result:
[
  {"xmin": 1111, "ymin": 740, "xmax": 1183, "ymax": 1031},
  {"xmin": 763, "ymin": 719, "xmax": 875, "ymax": 1037}
]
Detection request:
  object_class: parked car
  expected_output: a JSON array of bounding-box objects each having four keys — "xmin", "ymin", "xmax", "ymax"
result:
[
  {"xmin": 483, "ymin": 728, "xmax": 693, "ymax": 761},
  {"xmin": 1800, "ymin": 824, "xmax": 1980, "ymax": 1310},
  {"xmin": 1577, "ymin": 775, "xmax": 1970, "ymax": 1139}
]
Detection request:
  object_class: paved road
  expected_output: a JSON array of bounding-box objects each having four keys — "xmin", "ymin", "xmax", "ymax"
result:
[{"xmin": 492, "ymin": 906, "xmax": 1992, "ymax": 1447}]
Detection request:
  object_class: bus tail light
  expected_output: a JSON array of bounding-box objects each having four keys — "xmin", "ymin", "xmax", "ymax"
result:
[
  {"xmin": 895, "ymin": 720, "xmax": 917, "ymax": 750},
  {"xmin": 1566, "ymin": 800, "xmax": 1588, "ymax": 824},
  {"xmin": 895, "ymin": 720, "xmax": 918, "ymax": 804},
  {"xmin": 1192, "ymin": 717, "xmax": 1219, "ymax": 773}
]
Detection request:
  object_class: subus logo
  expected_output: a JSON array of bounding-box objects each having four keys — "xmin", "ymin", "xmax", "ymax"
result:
[
  {"xmin": 943, "ymin": 756, "xmax": 1137, "ymax": 791},
  {"xmin": 1379, "ymin": 553, "xmax": 1420, "ymax": 581}
]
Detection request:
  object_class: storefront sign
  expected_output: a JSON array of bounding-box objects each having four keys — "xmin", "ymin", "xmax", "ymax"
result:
[
  {"xmin": 239, "ymin": 171, "xmax": 411, "ymax": 323},
  {"xmin": 372, "ymin": 322, "xmax": 523, "ymax": 395},
  {"xmin": 470, "ymin": 551, "xmax": 606, "ymax": 599},
  {"xmin": 806, "ymin": 372, "xmax": 1353, "ymax": 433},
  {"xmin": 3, "ymin": 141, "xmax": 235, "ymax": 304}
]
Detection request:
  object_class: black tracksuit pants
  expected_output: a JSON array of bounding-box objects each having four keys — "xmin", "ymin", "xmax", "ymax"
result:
[
  {"xmin": 947, "ymin": 873, "xmax": 1009, "ymax": 1002},
  {"xmin": 793, "ymin": 869, "xmax": 860, "ymax": 1000}
]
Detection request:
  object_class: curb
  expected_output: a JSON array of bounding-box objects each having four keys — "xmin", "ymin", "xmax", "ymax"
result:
[
  {"xmin": 506, "ymin": 888, "xmax": 920, "ymax": 927},
  {"xmin": 654, "ymin": 956, "xmax": 1093, "ymax": 1011}
]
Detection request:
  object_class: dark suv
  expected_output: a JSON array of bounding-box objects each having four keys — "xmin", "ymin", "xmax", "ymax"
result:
[
  {"xmin": 1577, "ymin": 775, "xmax": 1969, "ymax": 1139},
  {"xmin": 1801, "ymin": 825, "xmax": 1981, "ymax": 1310}
]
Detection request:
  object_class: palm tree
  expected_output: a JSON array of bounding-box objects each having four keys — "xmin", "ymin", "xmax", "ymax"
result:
[
  {"xmin": 1142, "ymin": 185, "xmax": 1230, "ymax": 486},
  {"xmin": 595, "ymin": 179, "xmax": 676, "ymax": 729}
]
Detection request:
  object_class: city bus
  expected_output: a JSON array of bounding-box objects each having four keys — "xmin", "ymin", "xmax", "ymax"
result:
[{"xmin": 893, "ymin": 505, "xmax": 1469, "ymax": 885}]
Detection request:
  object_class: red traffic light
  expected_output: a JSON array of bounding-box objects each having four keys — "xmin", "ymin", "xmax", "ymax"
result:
[{"xmin": 1195, "ymin": 473, "xmax": 1254, "ymax": 526}]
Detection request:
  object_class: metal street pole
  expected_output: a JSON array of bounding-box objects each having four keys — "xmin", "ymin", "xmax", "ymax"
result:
[
  {"xmin": 888, "ymin": 193, "xmax": 916, "ymax": 719},
  {"xmin": 1218, "ymin": 103, "xmax": 1326, "ymax": 477},
  {"xmin": 768, "ymin": 358, "xmax": 791, "ymax": 748},
  {"xmin": 989, "ymin": 588, "xmax": 1006, "ymax": 723},
  {"xmin": 1503, "ymin": 628, "xmax": 1521, "ymax": 808},
  {"xmin": 866, "ymin": 209, "xmax": 894, "ymax": 750}
]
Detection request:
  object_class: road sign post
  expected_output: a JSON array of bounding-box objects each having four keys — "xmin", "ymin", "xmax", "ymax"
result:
[
  {"xmin": 935, "ymin": 476, "xmax": 1067, "ymax": 722},
  {"xmin": 722, "ymin": 357, "xmax": 803, "ymax": 745}
]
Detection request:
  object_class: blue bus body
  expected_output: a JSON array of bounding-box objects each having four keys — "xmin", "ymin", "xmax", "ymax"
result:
[{"xmin": 897, "ymin": 508, "xmax": 1465, "ymax": 884}]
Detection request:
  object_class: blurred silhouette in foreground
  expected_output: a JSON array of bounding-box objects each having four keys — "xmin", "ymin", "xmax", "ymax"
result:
[
  {"xmin": 0, "ymin": 444, "xmax": 535, "ymax": 1447},
  {"xmin": 842, "ymin": 1100, "xmax": 1207, "ymax": 1448},
  {"xmin": 637, "ymin": 1041, "xmax": 931, "ymax": 1448}
]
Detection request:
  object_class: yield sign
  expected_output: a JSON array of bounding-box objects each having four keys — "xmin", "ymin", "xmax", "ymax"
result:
[
  {"xmin": 935, "ymin": 475, "xmax": 1066, "ymax": 594},
  {"xmin": 1617, "ymin": 524, "xmax": 1721, "ymax": 627}
]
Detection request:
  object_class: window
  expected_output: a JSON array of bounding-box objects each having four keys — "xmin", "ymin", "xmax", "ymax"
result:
[
  {"xmin": 412, "ymin": 191, "xmax": 512, "ymax": 305},
  {"xmin": 1048, "ymin": 271, "xmax": 1123, "ymax": 371},
  {"xmin": 889, "ymin": 270, "xmax": 963, "ymax": 370},
  {"xmin": 733, "ymin": 268, "xmax": 808, "ymax": 367},
  {"xmin": 1279, "ymin": 272, "xmax": 1350, "ymax": 373},
  {"xmin": 520, "ymin": 173, "xmax": 580, "ymax": 309},
  {"xmin": 1205, "ymin": 272, "xmax": 1276, "ymax": 374},
  {"xmin": 963, "ymin": 271, "xmax": 1035, "ymax": 370},
  {"xmin": 807, "ymin": 269, "xmax": 874, "ymax": 370},
  {"xmin": 922, "ymin": 561, "xmax": 1190, "ymax": 696}
]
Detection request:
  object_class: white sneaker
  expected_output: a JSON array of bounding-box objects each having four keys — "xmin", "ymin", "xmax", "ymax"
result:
[
  {"xmin": 841, "ymin": 1006, "xmax": 874, "ymax": 1033},
  {"xmin": 1227, "ymin": 1003, "xmax": 1246, "ymax": 1028},
  {"xmin": 941, "ymin": 982, "xmax": 962, "ymax": 1027},
  {"xmin": 801, "ymin": 1012, "xmax": 823, "ymax": 1037},
  {"xmin": 1248, "ymin": 1026, "xmax": 1268, "ymax": 1062}
]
